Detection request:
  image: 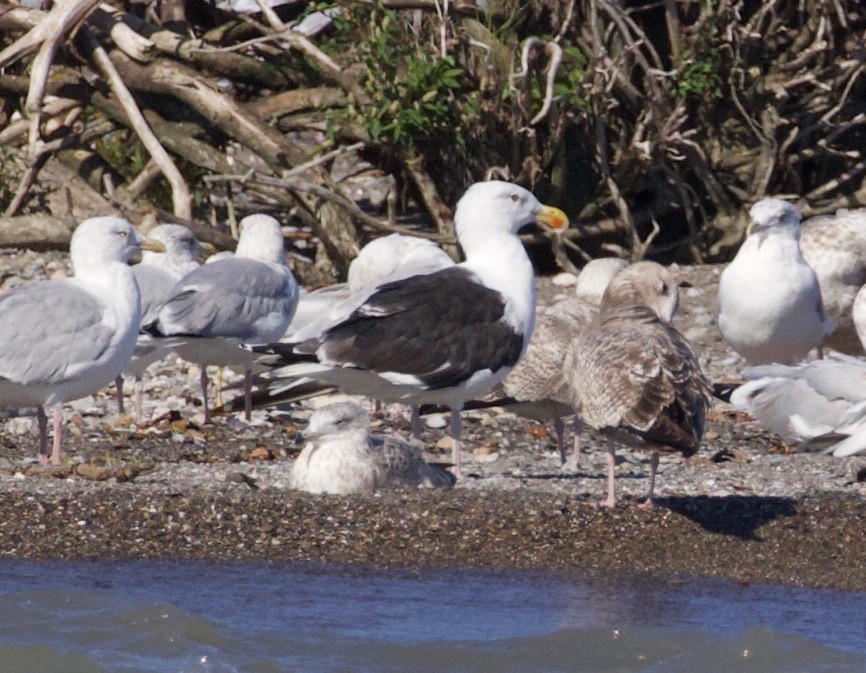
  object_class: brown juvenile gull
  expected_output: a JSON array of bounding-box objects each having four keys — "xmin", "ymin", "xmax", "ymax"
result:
[
  {"xmin": 490, "ymin": 257, "xmax": 629, "ymax": 465},
  {"xmin": 251, "ymin": 180, "xmax": 568, "ymax": 478},
  {"xmin": 565, "ymin": 262, "xmax": 710, "ymax": 508},
  {"xmin": 115, "ymin": 224, "xmax": 213, "ymax": 422},
  {"xmin": 717, "ymin": 198, "xmax": 835, "ymax": 364},
  {"xmin": 800, "ymin": 208, "xmax": 866, "ymax": 354},
  {"xmin": 290, "ymin": 402, "xmax": 454, "ymax": 495},
  {"xmin": 0, "ymin": 217, "xmax": 163, "ymax": 464}
]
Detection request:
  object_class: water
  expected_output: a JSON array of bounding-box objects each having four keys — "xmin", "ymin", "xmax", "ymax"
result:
[{"xmin": 0, "ymin": 561, "xmax": 862, "ymax": 672}]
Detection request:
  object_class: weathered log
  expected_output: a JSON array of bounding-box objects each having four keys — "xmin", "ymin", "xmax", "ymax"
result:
[{"xmin": 0, "ymin": 215, "xmax": 77, "ymax": 249}]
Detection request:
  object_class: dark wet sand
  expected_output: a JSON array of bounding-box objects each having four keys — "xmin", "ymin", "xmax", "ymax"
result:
[{"xmin": 2, "ymin": 486, "xmax": 863, "ymax": 591}]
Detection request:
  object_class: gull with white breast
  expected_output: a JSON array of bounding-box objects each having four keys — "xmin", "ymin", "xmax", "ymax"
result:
[
  {"xmin": 253, "ymin": 180, "xmax": 568, "ymax": 477},
  {"xmin": 0, "ymin": 217, "xmax": 162, "ymax": 464}
]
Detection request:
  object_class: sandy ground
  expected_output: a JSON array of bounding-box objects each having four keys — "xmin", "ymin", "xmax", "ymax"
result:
[{"xmin": 0, "ymin": 250, "xmax": 864, "ymax": 590}]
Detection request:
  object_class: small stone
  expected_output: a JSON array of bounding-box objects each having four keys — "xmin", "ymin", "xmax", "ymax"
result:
[
  {"xmin": 425, "ymin": 414, "xmax": 447, "ymax": 429},
  {"xmin": 551, "ymin": 272, "xmax": 578, "ymax": 287},
  {"xmin": 249, "ymin": 446, "xmax": 273, "ymax": 461},
  {"xmin": 436, "ymin": 436, "xmax": 454, "ymax": 450}
]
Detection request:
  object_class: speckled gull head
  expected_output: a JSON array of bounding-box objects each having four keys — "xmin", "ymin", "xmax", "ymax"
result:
[
  {"xmin": 454, "ymin": 181, "xmax": 568, "ymax": 239},
  {"xmin": 600, "ymin": 260, "xmax": 679, "ymax": 322},
  {"xmin": 142, "ymin": 224, "xmax": 213, "ymax": 267},
  {"xmin": 302, "ymin": 402, "xmax": 370, "ymax": 441},
  {"xmin": 575, "ymin": 257, "xmax": 628, "ymax": 305},
  {"xmin": 70, "ymin": 216, "xmax": 163, "ymax": 270},
  {"xmin": 234, "ymin": 214, "xmax": 286, "ymax": 264},
  {"xmin": 748, "ymin": 198, "xmax": 802, "ymax": 238}
]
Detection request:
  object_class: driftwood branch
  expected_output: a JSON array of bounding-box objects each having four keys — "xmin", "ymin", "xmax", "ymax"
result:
[{"xmin": 82, "ymin": 30, "xmax": 192, "ymax": 219}]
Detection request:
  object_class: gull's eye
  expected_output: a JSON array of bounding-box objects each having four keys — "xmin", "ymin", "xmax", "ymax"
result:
[
  {"xmin": 117, "ymin": 230, "xmax": 129, "ymax": 239},
  {"xmin": 660, "ymin": 282, "xmax": 669, "ymax": 295},
  {"xmin": 510, "ymin": 194, "xmax": 520, "ymax": 202}
]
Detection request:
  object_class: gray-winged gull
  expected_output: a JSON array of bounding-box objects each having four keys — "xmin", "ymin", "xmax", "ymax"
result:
[
  {"xmin": 730, "ymin": 354, "xmax": 866, "ymax": 457},
  {"xmin": 0, "ymin": 216, "xmax": 162, "ymax": 464},
  {"xmin": 800, "ymin": 208, "xmax": 866, "ymax": 354},
  {"xmin": 565, "ymin": 262, "xmax": 709, "ymax": 507},
  {"xmin": 154, "ymin": 214, "xmax": 299, "ymax": 423},
  {"xmin": 252, "ymin": 180, "xmax": 568, "ymax": 478},
  {"xmin": 291, "ymin": 402, "xmax": 454, "ymax": 494},
  {"xmin": 115, "ymin": 223, "xmax": 213, "ymax": 422},
  {"xmin": 717, "ymin": 198, "xmax": 835, "ymax": 364}
]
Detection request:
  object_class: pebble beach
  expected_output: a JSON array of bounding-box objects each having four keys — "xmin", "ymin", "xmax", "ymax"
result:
[{"xmin": 1, "ymin": 248, "xmax": 865, "ymax": 590}]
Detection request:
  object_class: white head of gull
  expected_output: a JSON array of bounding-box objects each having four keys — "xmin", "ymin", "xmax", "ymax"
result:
[
  {"xmin": 0, "ymin": 216, "xmax": 161, "ymax": 464},
  {"xmin": 157, "ymin": 214, "xmax": 299, "ymax": 423},
  {"xmin": 717, "ymin": 198, "xmax": 834, "ymax": 365},
  {"xmin": 254, "ymin": 180, "xmax": 568, "ymax": 477},
  {"xmin": 565, "ymin": 261, "xmax": 708, "ymax": 508},
  {"xmin": 290, "ymin": 402, "xmax": 454, "ymax": 494},
  {"xmin": 574, "ymin": 257, "xmax": 628, "ymax": 306},
  {"xmin": 118, "ymin": 224, "xmax": 213, "ymax": 422}
]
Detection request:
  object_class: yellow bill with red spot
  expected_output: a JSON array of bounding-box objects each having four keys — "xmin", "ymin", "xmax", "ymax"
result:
[{"xmin": 535, "ymin": 205, "xmax": 568, "ymax": 229}]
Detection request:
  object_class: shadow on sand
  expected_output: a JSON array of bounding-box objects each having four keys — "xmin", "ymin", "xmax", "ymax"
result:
[{"xmin": 660, "ymin": 495, "xmax": 798, "ymax": 540}]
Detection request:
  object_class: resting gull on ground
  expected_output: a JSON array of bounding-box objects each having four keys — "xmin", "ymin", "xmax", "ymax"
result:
[
  {"xmin": 253, "ymin": 180, "xmax": 568, "ymax": 478},
  {"xmin": 0, "ymin": 217, "xmax": 162, "ymax": 464},
  {"xmin": 565, "ymin": 262, "xmax": 710, "ymax": 507},
  {"xmin": 730, "ymin": 352, "xmax": 866, "ymax": 457},
  {"xmin": 799, "ymin": 208, "xmax": 866, "ymax": 354},
  {"xmin": 717, "ymin": 198, "xmax": 835, "ymax": 364},
  {"xmin": 154, "ymin": 214, "xmax": 299, "ymax": 423},
  {"xmin": 115, "ymin": 224, "xmax": 213, "ymax": 422},
  {"xmin": 291, "ymin": 402, "xmax": 454, "ymax": 494},
  {"xmin": 463, "ymin": 257, "xmax": 630, "ymax": 466}
]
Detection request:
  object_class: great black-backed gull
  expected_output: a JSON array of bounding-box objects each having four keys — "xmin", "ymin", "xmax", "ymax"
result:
[
  {"xmin": 565, "ymin": 262, "xmax": 709, "ymax": 507},
  {"xmin": 717, "ymin": 198, "xmax": 835, "ymax": 365},
  {"xmin": 0, "ymin": 217, "xmax": 162, "ymax": 464},
  {"xmin": 800, "ymin": 208, "xmax": 866, "ymax": 354},
  {"xmin": 291, "ymin": 402, "xmax": 454, "ymax": 494},
  {"xmin": 115, "ymin": 224, "xmax": 213, "ymax": 422},
  {"xmin": 253, "ymin": 180, "xmax": 568, "ymax": 477},
  {"xmin": 154, "ymin": 214, "xmax": 299, "ymax": 423}
]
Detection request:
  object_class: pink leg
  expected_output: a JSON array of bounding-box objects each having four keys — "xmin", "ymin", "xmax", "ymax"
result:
[
  {"xmin": 114, "ymin": 376, "xmax": 125, "ymax": 415},
  {"xmin": 410, "ymin": 405, "xmax": 422, "ymax": 439},
  {"xmin": 554, "ymin": 416, "xmax": 566, "ymax": 465},
  {"xmin": 817, "ymin": 345, "xmax": 825, "ymax": 360},
  {"xmin": 200, "ymin": 366, "xmax": 211, "ymax": 424},
  {"xmin": 36, "ymin": 405, "xmax": 49, "ymax": 463},
  {"xmin": 51, "ymin": 403, "xmax": 62, "ymax": 466},
  {"xmin": 134, "ymin": 376, "xmax": 144, "ymax": 425},
  {"xmin": 599, "ymin": 439, "xmax": 617, "ymax": 508},
  {"xmin": 571, "ymin": 417, "xmax": 582, "ymax": 468},
  {"xmin": 638, "ymin": 452, "xmax": 660, "ymax": 509},
  {"xmin": 450, "ymin": 407, "xmax": 462, "ymax": 480},
  {"xmin": 244, "ymin": 365, "xmax": 252, "ymax": 422}
]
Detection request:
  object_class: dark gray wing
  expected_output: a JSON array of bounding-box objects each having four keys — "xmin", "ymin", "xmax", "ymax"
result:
[
  {"xmin": 0, "ymin": 280, "xmax": 115, "ymax": 385},
  {"xmin": 158, "ymin": 257, "xmax": 297, "ymax": 342},
  {"xmin": 302, "ymin": 267, "xmax": 524, "ymax": 390}
]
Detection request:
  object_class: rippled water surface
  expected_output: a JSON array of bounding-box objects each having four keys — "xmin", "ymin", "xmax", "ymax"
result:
[{"xmin": 0, "ymin": 560, "xmax": 862, "ymax": 672}]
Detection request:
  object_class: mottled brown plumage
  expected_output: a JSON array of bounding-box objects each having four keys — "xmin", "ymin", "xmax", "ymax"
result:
[{"xmin": 565, "ymin": 262, "xmax": 709, "ymax": 507}]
